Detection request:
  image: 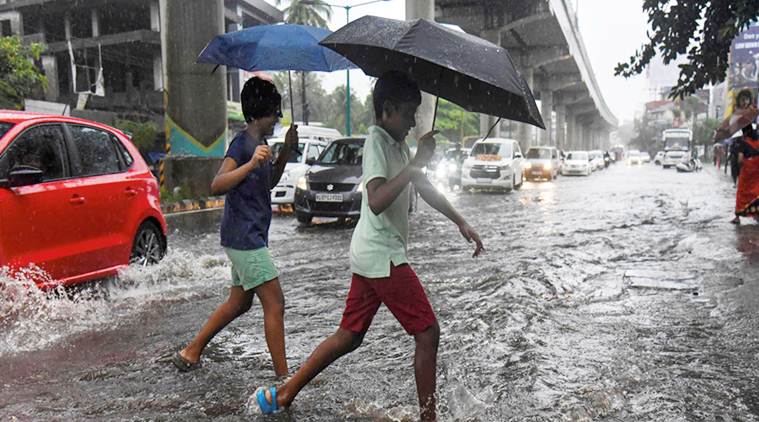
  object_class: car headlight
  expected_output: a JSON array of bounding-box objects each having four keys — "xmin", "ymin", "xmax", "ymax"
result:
[
  {"xmin": 447, "ymin": 162, "xmax": 458, "ymax": 173},
  {"xmin": 281, "ymin": 170, "xmax": 290, "ymax": 182},
  {"xmin": 544, "ymin": 163, "xmax": 552, "ymax": 171},
  {"xmin": 357, "ymin": 182, "xmax": 363, "ymax": 192},
  {"xmin": 297, "ymin": 176, "xmax": 307, "ymax": 191},
  {"xmin": 524, "ymin": 162, "xmax": 532, "ymax": 169}
]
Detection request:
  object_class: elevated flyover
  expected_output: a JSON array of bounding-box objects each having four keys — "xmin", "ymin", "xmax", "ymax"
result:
[{"xmin": 431, "ymin": 0, "xmax": 618, "ymax": 150}]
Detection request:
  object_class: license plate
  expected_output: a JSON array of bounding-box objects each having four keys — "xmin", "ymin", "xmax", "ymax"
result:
[
  {"xmin": 532, "ymin": 171, "xmax": 542, "ymax": 176},
  {"xmin": 315, "ymin": 193, "xmax": 343, "ymax": 202},
  {"xmin": 476, "ymin": 178, "xmax": 492, "ymax": 184}
]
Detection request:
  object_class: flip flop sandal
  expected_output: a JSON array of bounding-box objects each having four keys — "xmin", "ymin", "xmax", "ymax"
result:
[
  {"xmin": 171, "ymin": 351, "xmax": 201, "ymax": 372},
  {"xmin": 255, "ymin": 386, "xmax": 279, "ymax": 414}
]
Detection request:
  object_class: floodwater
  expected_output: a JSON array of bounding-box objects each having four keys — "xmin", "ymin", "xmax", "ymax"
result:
[{"xmin": 2, "ymin": 163, "xmax": 759, "ymax": 421}]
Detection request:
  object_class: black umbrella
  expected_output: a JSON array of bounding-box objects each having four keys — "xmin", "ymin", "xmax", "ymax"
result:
[{"xmin": 320, "ymin": 16, "xmax": 545, "ymax": 131}]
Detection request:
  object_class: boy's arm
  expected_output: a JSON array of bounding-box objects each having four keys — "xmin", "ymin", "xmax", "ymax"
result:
[
  {"xmin": 211, "ymin": 146, "xmax": 270, "ymax": 195},
  {"xmin": 270, "ymin": 125, "xmax": 298, "ymax": 187},
  {"xmin": 413, "ymin": 174, "xmax": 484, "ymax": 257},
  {"xmin": 366, "ymin": 130, "xmax": 437, "ymax": 215}
]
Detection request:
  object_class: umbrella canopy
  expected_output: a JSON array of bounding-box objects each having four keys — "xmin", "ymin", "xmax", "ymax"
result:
[
  {"xmin": 320, "ymin": 16, "xmax": 545, "ymax": 129},
  {"xmin": 197, "ymin": 23, "xmax": 356, "ymax": 72},
  {"xmin": 714, "ymin": 106, "xmax": 759, "ymax": 142}
]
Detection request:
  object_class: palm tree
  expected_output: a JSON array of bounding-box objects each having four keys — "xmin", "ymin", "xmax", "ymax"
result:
[
  {"xmin": 277, "ymin": 0, "xmax": 332, "ymax": 27},
  {"xmin": 276, "ymin": 0, "xmax": 333, "ymax": 124}
]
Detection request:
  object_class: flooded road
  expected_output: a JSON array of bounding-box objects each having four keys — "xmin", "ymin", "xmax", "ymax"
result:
[{"xmin": 2, "ymin": 163, "xmax": 759, "ymax": 421}]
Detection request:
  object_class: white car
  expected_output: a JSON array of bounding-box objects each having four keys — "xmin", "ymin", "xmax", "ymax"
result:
[
  {"xmin": 270, "ymin": 138, "xmax": 328, "ymax": 205},
  {"xmin": 461, "ymin": 138, "xmax": 525, "ymax": 191},
  {"xmin": 627, "ymin": 149, "xmax": 642, "ymax": 165},
  {"xmin": 639, "ymin": 152, "xmax": 651, "ymax": 163},
  {"xmin": 589, "ymin": 150, "xmax": 605, "ymax": 170},
  {"xmin": 662, "ymin": 150, "xmax": 687, "ymax": 168},
  {"xmin": 561, "ymin": 151, "xmax": 592, "ymax": 176},
  {"xmin": 523, "ymin": 146, "xmax": 561, "ymax": 181}
]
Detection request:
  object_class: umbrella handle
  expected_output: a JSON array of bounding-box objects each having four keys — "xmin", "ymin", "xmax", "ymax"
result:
[
  {"xmin": 432, "ymin": 95, "xmax": 439, "ymax": 131},
  {"xmin": 288, "ymin": 70, "xmax": 295, "ymax": 123},
  {"xmin": 482, "ymin": 117, "xmax": 502, "ymax": 142}
]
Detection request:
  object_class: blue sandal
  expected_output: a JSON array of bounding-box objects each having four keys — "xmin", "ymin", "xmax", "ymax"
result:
[{"xmin": 256, "ymin": 386, "xmax": 279, "ymax": 414}]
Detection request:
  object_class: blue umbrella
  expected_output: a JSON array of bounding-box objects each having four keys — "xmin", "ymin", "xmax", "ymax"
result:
[{"xmin": 197, "ymin": 24, "xmax": 356, "ymax": 121}]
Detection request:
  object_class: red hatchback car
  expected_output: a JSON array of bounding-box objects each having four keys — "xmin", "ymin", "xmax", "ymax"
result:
[{"xmin": 0, "ymin": 111, "xmax": 167, "ymax": 288}]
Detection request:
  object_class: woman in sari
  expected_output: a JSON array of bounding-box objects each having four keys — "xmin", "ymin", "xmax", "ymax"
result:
[{"xmin": 733, "ymin": 122, "xmax": 759, "ymax": 224}]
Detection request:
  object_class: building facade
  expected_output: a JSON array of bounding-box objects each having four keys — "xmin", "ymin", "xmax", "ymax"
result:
[{"xmin": 0, "ymin": 0, "xmax": 282, "ymax": 119}]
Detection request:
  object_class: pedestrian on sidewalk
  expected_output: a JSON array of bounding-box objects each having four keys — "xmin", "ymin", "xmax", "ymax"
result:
[
  {"xmin": 253, "ymin": 71, "xmax": 484, "ymax": 421},
  {"xmin": 172, "ymin": 77, "xmax": 298, "ymax": 377},
  {"xmin": 733, "ymin": 123, "xmax": 759, "ymax": 224}
]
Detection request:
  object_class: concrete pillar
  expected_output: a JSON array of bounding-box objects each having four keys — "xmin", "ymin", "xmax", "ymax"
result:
[
  {"xmin": 165, "ymin": 0, "xmax": 227, "ymax": 157},
  {"xmin": 64, "ymin": 12, "xmax": 72, "ymax": 40},
  {"xmin": 91, "ymin": 9, "xmax": 100, "ymax": 37},
  {"xmin": 150, "ymin": 0, "xmax": 161, "ymax": 31},
  {"xmin": 477, "ymin": 28, "xmax": 502, "ymax": 140},
  {"xmin": 517, "ymin": 67, "xmax": 534, "ymax": 151},
  {"xmin": 566, "ymin": 111, "xmax": 575, "ymax": 150},
  {"xmin": 42, "ymin": 55, "xmax": 59, "ymax": 101},
  {"xmin": 406, "ymin": 0, "xmax": 435, "ymax": 142},
  {"xmin": 555, "ymin": 104, "xmax": 566, "ymax": 150},
  {"xmin": 153, "ymin": 53, "xmax": 163, "ymax": 91},
  {"xmin": 540, "ymin": 89, "xmax": 553, "ymax": 145}
]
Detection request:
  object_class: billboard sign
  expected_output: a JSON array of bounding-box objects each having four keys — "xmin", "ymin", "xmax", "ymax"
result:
[{"xmin": 727, "ymin": 23, "xmax": 759, "ymax": 117}]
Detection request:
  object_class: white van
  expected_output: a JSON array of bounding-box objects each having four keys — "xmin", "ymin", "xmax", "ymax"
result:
[
  {"xmin": 461, "ymin": 138, "xmax": 525, "ymax": 191},
  {"xmin": 269, "ymin": 138, "xmax": 329, "ymax": 205},
  {"xmin": 275, "ymin": 124, "xmax": 342, "ymax": 143}
]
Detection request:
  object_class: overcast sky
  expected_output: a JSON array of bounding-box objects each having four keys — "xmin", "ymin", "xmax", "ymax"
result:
[{"xmin": 264, "ymin": 0, "xmax": 651, "ymax": 123}]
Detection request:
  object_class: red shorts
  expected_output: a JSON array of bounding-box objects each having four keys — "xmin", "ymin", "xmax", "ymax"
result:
[{"xmin": 340, "ymin": 264, "xmax": 437, "ymax": 335}]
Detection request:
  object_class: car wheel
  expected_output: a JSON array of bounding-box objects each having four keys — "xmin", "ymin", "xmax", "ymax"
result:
[
  {"xmin": 130, "ymin": 221, "xmax": 166, "ymax": 266},
  {"xmin": 296, "ymin": 211, "xmax": 313, "ymax": 225}
]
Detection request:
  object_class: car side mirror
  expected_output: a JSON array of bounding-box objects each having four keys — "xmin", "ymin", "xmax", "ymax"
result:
[
  {"xmin": 514, "ymin": 153, "xmax": 522, "ymax": 159},
  {"xmin": 7, "ymin": 166, "xmax": 44, "ymax": 188},
  {"xmin": 306, "ymin": 158, "xmax": 316, "ymax": 165}
]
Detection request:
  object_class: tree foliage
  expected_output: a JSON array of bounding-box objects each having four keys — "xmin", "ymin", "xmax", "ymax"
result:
[
  {"xmin": 615, "ymin": 0, "xmax": 759, "ymax": 99},
  {"xmin": 276, "ymin": 0, "xmax": 332, "ymax": 27},
  {"xmin": 434, "ymin": 98, "xmax": 480, "ymax": 144},
  {"xmin": 115, "ymin": 119, "xmax": 159, "ymax": 151},
  {"xmin": 0, "ymin": 36, "xmax": 46, "ymax": 110}
]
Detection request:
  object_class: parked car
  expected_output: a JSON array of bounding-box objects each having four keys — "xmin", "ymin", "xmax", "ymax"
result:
[
  {"xmin": 461, "ymin": 138, "xmax": 525, "ymax": 192},
  {"xmin": 654, "ymin": 151, "xmax": 665, "ymax": 165},
  {"xmin": 561, "ymin": 151, "xmax": 592, "ymax": 176},
  {"xmin": 523, "ymin": 146, "xmax": 561, "ymax": 181},
  {"xmin": 627, "ymin": 149, "xmax": 642, "ymax": 165},
  {"xmin": 269, "ymin": 137, "xmax": 328, "ymax": 206},
  {"xmin": 0, "ymin": 111, "xmax": 167, "ymax": 288}
]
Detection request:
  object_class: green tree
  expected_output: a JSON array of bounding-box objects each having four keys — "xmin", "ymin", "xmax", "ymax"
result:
[
  {"xmin": 115, "ymin": 119, "xmax": 159, "ymax": 151},
  {"xmin": 326, "ymin": 85, "xmax": 368, "ymax": 135},
  {"xmin": 275, "ymin": 0, "xmax": 332, "ymax": 124},
  {"xmin": 615, "ymin": 0, "xmax": 759, "ymax": 99},
  {"xmin": 433, "ymin": 98, "xmax": 479, "ymax": 144},
  {"xmin": 0, "ymin": 36, "xmax": 46, "ymax": 110},
  {"xmin": 271, "ymin": 71, "xmax": 329, "ymax": 125}
]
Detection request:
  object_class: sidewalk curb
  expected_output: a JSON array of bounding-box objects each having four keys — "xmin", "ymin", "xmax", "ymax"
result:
[{"xmin": 161, "ymin": 196, "xmax": 225, "ymax": 215}]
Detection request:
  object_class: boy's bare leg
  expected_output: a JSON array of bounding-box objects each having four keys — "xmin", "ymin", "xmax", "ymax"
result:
[
  {"xmin": 254, "ymin": 278, "xmax": 288, "ymax": 376},
  {"xmin": 181, "ymin": 286, "xmax": 255, "ymax": 363},
  {"xmin": 269, "ymin": 328, "xmax": 365, "ymax": 408},
  {"xmin": 414, "ymin": 322, "xmax": 440, "ymax": 422}
]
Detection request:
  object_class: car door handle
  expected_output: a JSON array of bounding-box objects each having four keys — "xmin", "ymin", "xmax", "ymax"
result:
[
  {"xmin": 124, "ymin": 187, "xmax": 138, "ymax": 197},
  {"xmin": 69, "ymin": 195, "xmax": 86, "ymax": 205}
]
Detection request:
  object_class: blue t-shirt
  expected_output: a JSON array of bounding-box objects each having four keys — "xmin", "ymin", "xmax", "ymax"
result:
[{"xmin": 220, "ymin": 131, "xmax": 273, "ymax": 250}]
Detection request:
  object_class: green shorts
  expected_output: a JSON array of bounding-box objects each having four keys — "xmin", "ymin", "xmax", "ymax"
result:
[{"xmin": 224, "ymin": 247, "xmax": 279, "ymax": 291}]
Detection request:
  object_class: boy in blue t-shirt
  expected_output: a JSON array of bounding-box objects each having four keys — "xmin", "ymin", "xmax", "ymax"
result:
[{"xmin": 172, "ymin": 77, "xmax": 298, "ymax": 377}]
